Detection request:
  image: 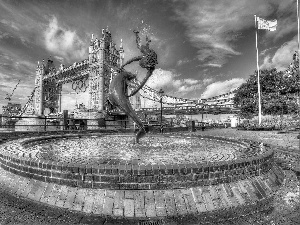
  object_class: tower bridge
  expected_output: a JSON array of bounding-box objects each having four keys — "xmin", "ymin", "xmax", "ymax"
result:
[{"xmin": 31, "ymin": 27, "xmax": 239, "ymax": 118}]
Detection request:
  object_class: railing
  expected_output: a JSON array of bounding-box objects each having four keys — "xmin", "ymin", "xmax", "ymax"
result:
[{"xmin": 0, "ymin": 115, "xmax": 134, "ymax": 132}]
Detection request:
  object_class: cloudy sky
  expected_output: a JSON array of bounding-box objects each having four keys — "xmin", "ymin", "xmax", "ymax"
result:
[{"xmin": 0, "ymin": 0, "xmax": 299, "ymax": 112}]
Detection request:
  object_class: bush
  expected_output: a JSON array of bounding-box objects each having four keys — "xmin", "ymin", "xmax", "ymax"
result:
[{"xmin": 237, "ymin": 115, "xmax": 300, "ymax": 131}]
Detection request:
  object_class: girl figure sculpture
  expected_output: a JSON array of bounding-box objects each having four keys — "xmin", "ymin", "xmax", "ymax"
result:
[{"xmin": 108, "ymin": 30, "xmax": 158, "ymax": 144}]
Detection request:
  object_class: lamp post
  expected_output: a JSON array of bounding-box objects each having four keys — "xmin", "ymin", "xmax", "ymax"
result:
[{"xmin": 158, "ymin": 88, "xmax": 164, "ymax": 133}]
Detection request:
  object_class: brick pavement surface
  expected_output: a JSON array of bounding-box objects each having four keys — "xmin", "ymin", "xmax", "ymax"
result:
[{"xmin": 0, "ymin": 129, "xmax": 299, "ymax": 224}]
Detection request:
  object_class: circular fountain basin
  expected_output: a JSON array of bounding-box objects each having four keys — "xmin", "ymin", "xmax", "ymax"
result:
[
  {"xmin": 29, "ymin": 135, "xmax": 252, "ymax": 165},
  {"xmin": 0, "ymin": 133, "xmax": 274, "ymax": 190}
]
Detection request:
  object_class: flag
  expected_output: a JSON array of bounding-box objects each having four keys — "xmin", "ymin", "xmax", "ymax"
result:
[{"xmin": 257, "ymin": 17, "xmax": 277, "ymax": 31}]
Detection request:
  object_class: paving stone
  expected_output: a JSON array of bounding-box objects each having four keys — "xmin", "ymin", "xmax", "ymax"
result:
[
  {"xmin": 133, "ymin": 190, "xmax": 146, "ymax": 218},
  {"xmin": 259, "ymin": 177, "xmax": 273, "ymax": 193},
  {"xmin": 92, "ymin": 189, "xmax": 106, "ymax": 215},
  {"xmin": 27, "ymin": 181, "xmax": 48, "ymax": 202},
  {"xmin": 249, "ymin": 180, "xmax": 264, "ymax": 200},
  {"xmin": 144, "ymin": 190, "xmax": 156, "ymax": 217},
  {"xmin": 215, "ymin": 185, "xmax": 231, "ymax": 209},
  {"xmin": 242, "ymin": 180, "xmax": 259, "ymax": 202},
  {"xmin": 208, "ymin": 185, "xmax": 224, "ymax": 210},
  {"xmin": 0, "ymin": 172, "xmax": 7, "ymax": 191},
  {"xmin": 223, "ymin": 183, "xmax": 239, "ymax": 207},
  {"xmin": 124, "ymin": 190, "xmax": 134, "ymax": 199},
  {"xmin": 154, "ymin": 190, "xmax": 167, "ymax": 217},
  {"xmin": 102, "ymin": 194, "xmax": 114, "ymax": 216},
  {"xmin": 105, "ymin": 190, "xmax": 116, "ymax": 198},
  {"xmin": 7, "ymin": 174, "xmax": 22, "ymax": 195},
  {"xmin": 20, "ymin": 179, "xmax": 36, "ymax": 198},
  {"xmin": 47, "ymin": 184, "xmax": 62, "ymax": 206},
  {"xmin": 15, "ymin": 177, "xmax": 29, "ymax": 196},
  {"xmin": 235, "ymin": 181, "xmax": 253, "ymax": 204},
  {"xmin": 6, "ymin": 173, "xmax": 19, "ymax": 193},
  {"xmin": 39, "ymin": 182, "xmax": 53, "ymax": 204},
  {"xmin": 163, "ymin": 190, "xmax": 177, "ymax": 216},
  {"xmin": 190, "ymin": 187, "xmax": 206, "ymax": 213},
  {"xmin": 56, "ymin": 185, "xmax": 69, "ymax": 208},
  {"xmin": 201, "ymin": 187, "xmax": 215, "ymax": 211},
  {"xmin": 64, "ymin": 188, "xmax": 77, "ymax": 209},
  {"xmin": 181, "ymin": 189, "xmax": 198, "ymax": 214},
  {"xmin": 123, "ymin": 199, "xmax": 135, "ymax": 217},
  {"xmin": 253, "ymin": 178, "xmax": 268, "ymax": 199},
  {"xmin": 256, "ymin": 176, "xmax": 272, "ymax": 196},
  {"xmin": 73, "ymin": 188, "xmax": 87, "ymax": 211},
  {"xmin": 173, "ymin": 189, "xmax": 188, "ymax": 215},
  {"xmin": 113, "ymin": 190, "xmax": 124, "ymax": 217},
  {"xmin": 229, "ymin": 183, "xmax": 245, "ymax": 205},
  {"xmin": 1, "ymin": 172, "xmax": 15, "ymax": 192},
  {"xmin": 114, "ymin": 190, "xmax": 124, "ymax": 209},
  {"xmin": 82, "ymin": 189, "xmax": 96, "ymax": 214}
]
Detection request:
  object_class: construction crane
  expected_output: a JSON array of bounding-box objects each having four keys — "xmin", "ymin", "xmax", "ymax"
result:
[{"xmin": 5, "ymin": 79, "xmax": 20, "ymax": 102}]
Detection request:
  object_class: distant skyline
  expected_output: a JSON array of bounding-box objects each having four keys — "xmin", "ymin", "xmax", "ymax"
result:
[{"xmin": 0, "ymin": 0, "xmax": 299, "ymax": 112}]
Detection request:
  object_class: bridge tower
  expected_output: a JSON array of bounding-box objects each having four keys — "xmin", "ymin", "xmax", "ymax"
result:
[
  {"xmin": 34, "ymin": 58, "xmax": 61, "ymax": 116},
  {"xmin": 88, "ymin": 27, "xmax": 124, "ymax": 112},
  {"xmin": 34, "ymin": 60, "xmax": 44, "ymax": 115}
]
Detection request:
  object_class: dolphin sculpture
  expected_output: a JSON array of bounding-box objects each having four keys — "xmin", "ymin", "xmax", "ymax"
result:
[{"xmin": 108, "ymin": 30, "xmax": 158, "ymax": 144}]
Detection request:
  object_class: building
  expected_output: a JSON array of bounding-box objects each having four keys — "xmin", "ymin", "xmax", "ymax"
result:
[{"xmin": 1, "ymin": 102, "xmax": 22, "ymax": 126}]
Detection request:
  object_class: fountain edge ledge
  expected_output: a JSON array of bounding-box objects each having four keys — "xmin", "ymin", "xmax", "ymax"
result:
[{"xmin": 0, "ymin": 133, "xmax": 278, "ymax": 190}]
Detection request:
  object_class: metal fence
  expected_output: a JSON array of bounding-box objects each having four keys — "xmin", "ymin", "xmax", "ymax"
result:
[{"xmin": 0, "ymin": 115, "xmax": 132, "ymax": 131}]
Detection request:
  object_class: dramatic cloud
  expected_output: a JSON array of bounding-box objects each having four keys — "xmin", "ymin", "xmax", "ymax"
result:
[
  {"xmin": 44, "ymin": 16, "xmax": 87, "ymax": 62},
  {"xmin": 172, "ymin": 0, "xmax": 296, "ymax": 68},
  {"xmin": 146, "ymin": 68, "xmax": 202, "ymax": 95},
  {"xmin": 201, "ymin": 78, "xmax": 245, "ymax": 98},
  {"xmin": 203, "ymin": 78, "xmax": 214, "ymax": 85},
  {"xmin": 260, "ymin": 36, "xmax": 297, "ymax": 71}
]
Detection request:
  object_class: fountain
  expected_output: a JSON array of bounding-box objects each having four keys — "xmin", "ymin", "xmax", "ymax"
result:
[{"xmin": 0, "ymin": 30, "xmax": 285, "ymax": 225}]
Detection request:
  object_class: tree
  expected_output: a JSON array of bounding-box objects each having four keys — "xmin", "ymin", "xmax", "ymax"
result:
[{"xmin": 234, "ymin": 68, "xmax": 298, "ymax": 118}]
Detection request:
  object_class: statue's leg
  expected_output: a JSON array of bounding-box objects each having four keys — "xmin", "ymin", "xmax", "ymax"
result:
[{"xmin": 121, "ymin": 56, "xmax": 143, "ymax": 69}]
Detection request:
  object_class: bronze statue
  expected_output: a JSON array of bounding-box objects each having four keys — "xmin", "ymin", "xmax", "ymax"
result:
[{"xmin": 108, "ymin": 30, "xmax": 158, "ymax": 143}]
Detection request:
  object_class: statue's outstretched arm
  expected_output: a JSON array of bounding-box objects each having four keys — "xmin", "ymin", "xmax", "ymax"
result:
[
  {"xmin": 121, "ymin": 56, "xmax": 143, "ymax": 69},
  {"xmin": 127, "ymin": 67, "xmax": 154, "ymax": 97}
]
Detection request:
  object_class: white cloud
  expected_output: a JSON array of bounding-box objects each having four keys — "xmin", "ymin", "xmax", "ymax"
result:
[
  {"xmin": 146, "ymin": 68, "xmax": 202, "ymax": 94},
  {"xmin": 201, "ymin": 78, "xmax": 245, "ymax": 98},
  {"xmin": 204, "ymin": 63, "xmax": 222, "ymax": 68},
  {"xmin": 203, "ymin": 78, "xmax": 214, "ymax": 85},
  {"xmin": 260, "ymin": 36, "xmax": 297, "ymax": 71},
  {"xmin": 44, "ymin": 16, "xmax": 87, "ymax": 62},
  {"xmin": 54, "ymin": 55, "xmax": 64, "ymax": 64}
]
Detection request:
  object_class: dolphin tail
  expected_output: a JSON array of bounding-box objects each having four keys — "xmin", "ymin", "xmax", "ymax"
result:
[{"xmin": 119, "ymin": 99, "xmax": 146, "ymax": 144}]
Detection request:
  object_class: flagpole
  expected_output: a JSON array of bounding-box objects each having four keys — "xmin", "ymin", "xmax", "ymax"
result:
[
  {"xmin": 297, "ymin": 0, "xmax": 300, "ymax": 151},
  {"xmin": 255, "ymin": 15, "xmax": 262, "ymax": 126},
  {"xmin": 298, "ymin": 0, "xmax": 300, "ymax": 58}
]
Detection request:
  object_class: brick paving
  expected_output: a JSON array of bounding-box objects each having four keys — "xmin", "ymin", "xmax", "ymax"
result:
[
  {"xmin": 0, "ymin": 163, "xmax": 286, "ymax": 224},
  {"xmin": 0, "ymin": 129, "xmax": 299, "ymax": 224}
]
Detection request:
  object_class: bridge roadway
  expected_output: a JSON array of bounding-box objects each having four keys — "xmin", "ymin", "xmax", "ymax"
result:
[{"xmin": 136, "ymin": 106, "xmax": 240, "ymax": 115}]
